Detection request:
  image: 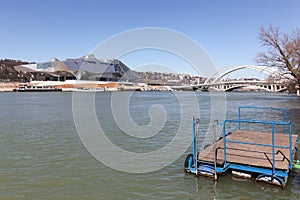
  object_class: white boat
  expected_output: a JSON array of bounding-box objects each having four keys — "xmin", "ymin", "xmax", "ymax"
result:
[
  {"xmin": 13, "ymin": 85, "xmax": 62, "ymax": 92},
  {"xmin": 73, "ymin": 87, "xmax": 105, "ymax": 92}
]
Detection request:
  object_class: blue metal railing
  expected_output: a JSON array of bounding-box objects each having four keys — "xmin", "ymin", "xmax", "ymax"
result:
[
  {"xmin": 222, "ymin": 119, "xmax": 293, "ymax": 175},
  {"xmin": 238, "ymin": 106, "xmax": 287, "ymax": 133},
  {"xmin": 192, "ymin": 117, "xmax": 201, "ymax": 175},
  {"xmin": 192, "ymin": 117, "xmax": 197, "ymax": 172}
]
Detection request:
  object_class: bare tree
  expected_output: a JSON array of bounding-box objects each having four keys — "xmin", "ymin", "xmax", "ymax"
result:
[{"xmin": 257, "ymin": 25, "xmax": 300, "ymax": 91}]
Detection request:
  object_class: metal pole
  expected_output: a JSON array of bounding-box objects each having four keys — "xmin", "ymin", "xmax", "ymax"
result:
[
  {"xmin": 289, "ymin": 123, "xmax": 293, "ymax": 169},
  {"xmin": 192, "ymin": 117, "xmax": 197, "ymax": 175},
  {"xmin": 272, "ymin": 123, "xmax": 275, "ymax": 178},
  {"xmin": 213, "ymin": 120, "xmax": 218, "ymax": 180},
  {"xmin": 223, "ymin": 121, "xmax": 227, "ymax": 166}
]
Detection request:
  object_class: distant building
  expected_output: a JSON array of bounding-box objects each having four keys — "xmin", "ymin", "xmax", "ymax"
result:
[{"xmin": 13, "ymin": 54, "xmax": 132, "ymax": 82}]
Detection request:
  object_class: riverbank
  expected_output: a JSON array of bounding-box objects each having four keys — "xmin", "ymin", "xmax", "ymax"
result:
[
  {"xmin": 0, "ymin": 82, "xmax": 18, "ymax": 92},
  {"xmin": 1, "ymin": 81, "xmax": 299, "ymax": 94},
  {"xmin": 0, "ymin": 81, "xmax": 176, "ymax": 92}
]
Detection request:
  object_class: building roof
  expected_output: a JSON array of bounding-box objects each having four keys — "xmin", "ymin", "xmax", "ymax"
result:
[{"xmin": 13, "ymin": 54, "xmax": 132, "ymax": 81}]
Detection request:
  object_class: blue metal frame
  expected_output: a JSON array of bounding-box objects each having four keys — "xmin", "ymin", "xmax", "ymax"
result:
[
  {"xmin": 187, "ymin": 106, "xmax": 295, "ymax": 187},
  {"xmin": 222, "ymin": 106, "xmax": 293, "ymax": 183},
  {"xmin": 223, "ymin": 119, "xmax": 293, "ymax": 171},
  {"xmin": 238, "ymin": 106, "xmax": 287, "ymax": 133},
  {"xmin": 192, "ymin": 117, "xmax": 197, "ymax": 174},
  {"xmin": 216, "ymin": 164, "xmax": 289, "ymax": 177}
]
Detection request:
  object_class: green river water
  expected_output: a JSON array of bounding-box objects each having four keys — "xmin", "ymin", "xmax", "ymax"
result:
[{"xmin": 0, "ymin": 92, "xmax": 300, "ymax": 199}]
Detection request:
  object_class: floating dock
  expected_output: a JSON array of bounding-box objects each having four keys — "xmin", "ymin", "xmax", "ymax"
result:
[{"xmin": 184, "ymin": 106, "xmax": 299, "ymax": 188}]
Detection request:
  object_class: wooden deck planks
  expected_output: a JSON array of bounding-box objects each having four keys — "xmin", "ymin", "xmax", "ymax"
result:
[{"xmin": 198, "ymin": 130, "xmax": 298, "ymax": 170}]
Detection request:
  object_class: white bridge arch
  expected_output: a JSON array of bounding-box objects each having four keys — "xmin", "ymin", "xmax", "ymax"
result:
[
  {"xmin": 204, "ymin": 65, "xmax": 275, "ymax": 84},
  {"xmin": 194, "ymin": 65, "xmax": 288, "ymax": 92}
]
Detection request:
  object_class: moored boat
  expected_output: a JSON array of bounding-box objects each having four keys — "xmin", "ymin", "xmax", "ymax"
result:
[{"xmin": 13, "ymin": 84, "xmax": 62, "ymax": 92}]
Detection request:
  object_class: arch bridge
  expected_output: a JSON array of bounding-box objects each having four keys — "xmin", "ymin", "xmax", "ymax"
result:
[{"xmin": 193, "ymin": 65, "xmax": 288, "ymax": 92}]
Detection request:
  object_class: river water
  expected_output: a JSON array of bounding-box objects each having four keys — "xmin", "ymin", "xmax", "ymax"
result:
[{"xmin": 0, "ymin": 92, "xmax": 300, "ymax": 199}]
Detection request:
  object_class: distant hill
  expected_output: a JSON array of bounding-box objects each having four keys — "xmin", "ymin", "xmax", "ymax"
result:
[{"xmin": 0, "ymin": 59, "xmax": 34, "ymax": 82}]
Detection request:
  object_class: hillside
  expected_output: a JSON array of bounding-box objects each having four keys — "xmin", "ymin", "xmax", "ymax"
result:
[{"xmin": 0, "ymin": 59, "xmax": 33, "ymax": 82}]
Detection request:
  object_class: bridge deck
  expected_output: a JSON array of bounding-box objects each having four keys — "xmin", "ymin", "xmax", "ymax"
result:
[{"xmin": 198, "ymin": 130, "xmax": 298, "ymax": 170}]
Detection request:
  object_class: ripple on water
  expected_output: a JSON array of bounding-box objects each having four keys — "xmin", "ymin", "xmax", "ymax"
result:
[{"xmin": 0, "ymin": 92, "xmax": 299, "ymax": 199}]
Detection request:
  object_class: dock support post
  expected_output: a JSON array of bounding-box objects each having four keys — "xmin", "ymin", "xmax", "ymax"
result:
[
  {"xmin": 271, "ymin": 123, "xmax": 275, "ymax": 178},
  {"xmin": 289, "ymin": 123, "xmax": 293, "ymax": 169},
  {"xmin": 192, "ymin": 117, "xmax": 198, "ymax": 175},
  {"xmin": 223, "ymin": 121, "xmax": 227, "ymax": 166}
]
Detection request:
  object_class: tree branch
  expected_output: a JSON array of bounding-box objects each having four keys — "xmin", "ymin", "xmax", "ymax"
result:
[{"xmin": 257, "ymin": 25, "xmax": 300, "ymax": 86}]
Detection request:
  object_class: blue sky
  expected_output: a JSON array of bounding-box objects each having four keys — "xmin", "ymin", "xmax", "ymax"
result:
[{"xmin": 1, "ymin": 0, "xmax": 299, "ymax": 75}]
